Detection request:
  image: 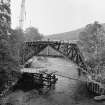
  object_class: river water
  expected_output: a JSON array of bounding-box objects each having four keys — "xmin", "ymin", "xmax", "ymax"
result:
[
  {"xmin": 6, "ymin": 56, "xmax": 105, "ymax": 105},
  {"xmin": 29, "ymin": 56, "xmax": 105, "ymax": 105},
  {"xmin": 31, "ymin": 56, "xmax": 78, "ymax": 92}
]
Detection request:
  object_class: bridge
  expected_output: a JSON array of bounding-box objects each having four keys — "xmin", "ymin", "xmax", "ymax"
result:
[
  {"xmin": 20, "ymin": 40, "xmax": 87, "ymax": 72},
  {"xmin": 19, "ymin": 40, "xmax": 105, "ymax": 95}
]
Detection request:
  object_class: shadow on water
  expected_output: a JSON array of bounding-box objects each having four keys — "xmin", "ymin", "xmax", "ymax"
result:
[
  {"xmin": 73, "ymin": 82, "xmax": 94, "ymax": 100},
  {"xmin": 12, "ymin": 73, "xmax": 43, "ymax": 92}
]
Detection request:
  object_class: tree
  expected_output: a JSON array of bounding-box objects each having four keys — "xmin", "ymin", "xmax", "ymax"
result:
[
  {"xmin": 9, "ymin": 28, "xmax": 25, "ymax": 63},
  {"xmin": 0, "ymin": 0, "xmax": 11, "ymax": 35},
  {"xmin": 78, "ymin": 21, "xmax": 105, "ymax": 74},
  {"xmin": 0, "ymin": 0, "xmax": 22, "ymax": 92},
  {"xmin": 25, "ymin": 27, "xmax": 43, "ymax": 41},
  {"xmin": 0, "ymin": 28, "xmax": 25, "ymax": 93},
  {"xmin": 0, "ymin": 35, "xmax": 20, "ymax": 91}
]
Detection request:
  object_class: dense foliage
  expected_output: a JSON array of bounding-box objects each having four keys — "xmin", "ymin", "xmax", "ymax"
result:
[
  {"xmin": 25, "ymin": 27, "xmax": 43, "ymax": 41},
  {"xmin": 0, "ymin": 0, "xmax": 44, "ymax": 94},
  {"xmin": 0, "ymin": 0, "xmax": 11, "ymax": 35},
  {"xmin": 0, "ymin": 28, "xmax": 25, "ymax": 92},
  {"xmin": 78, "ymin": 22, "xmax": 105, "ymax": 76}
]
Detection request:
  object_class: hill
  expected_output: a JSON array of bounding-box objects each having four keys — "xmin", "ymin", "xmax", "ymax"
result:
[
  {"xmin": 44, "ymin": 28, "xmax": 84, "ymax": 41},
  {"xmin": 44, "ymin": 23, "xmax": 105, "ymax": 41}
]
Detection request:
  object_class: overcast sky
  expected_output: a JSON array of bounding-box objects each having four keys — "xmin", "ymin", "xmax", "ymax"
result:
[{"xmin": 11, "ymin": 0, "xmax": 105, "ymax": 35}]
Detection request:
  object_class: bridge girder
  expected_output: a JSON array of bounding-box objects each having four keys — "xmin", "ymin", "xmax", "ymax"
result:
[{"xmin": 20, "ymin": 40, "xmax": 87, "ymax": 72}]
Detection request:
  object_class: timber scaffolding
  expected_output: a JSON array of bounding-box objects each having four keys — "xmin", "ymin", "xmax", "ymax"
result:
[{"xmin": 19, "ymin": 40, "xmax": 105, "ymax": 95}]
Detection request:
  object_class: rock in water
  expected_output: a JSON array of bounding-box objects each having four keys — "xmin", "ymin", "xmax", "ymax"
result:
[{"xmin": 94, "ymin": 95, "xmax": 105, "ymax": 101}]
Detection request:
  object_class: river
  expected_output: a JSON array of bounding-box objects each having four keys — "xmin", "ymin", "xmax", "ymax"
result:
[
  {"xmin": 31, "ymin": 56, "xmax": 78, "ymax": 93},
  {"xmin": 6, "ymin": 56, "xmax": 105, "ymax": 105}
]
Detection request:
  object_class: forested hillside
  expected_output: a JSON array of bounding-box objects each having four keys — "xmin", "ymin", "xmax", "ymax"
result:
[
  {"xmin": 45, "ymin": 28, "xmax": 83, "ymax": 41},
  {"xmin": 45, "ymin": 23, "xmax": 105, "ymax": 41}
]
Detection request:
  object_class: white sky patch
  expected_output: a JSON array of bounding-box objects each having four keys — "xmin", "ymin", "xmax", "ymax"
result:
[{"xmin": 11, "ymin": 0, "xmax": 105, "ymax": 35}]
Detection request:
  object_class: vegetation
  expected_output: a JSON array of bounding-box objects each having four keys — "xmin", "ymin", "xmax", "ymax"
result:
[
  {"xmin": 10, "ymin": 28, "xmax": 25, "ymax": 62},
  {"xmin": 25, "ymin": 27, "xmax": 43, "ymax": 41},
  {"xmin": 78, "ymin": 21, "xmax": 105, "ymax": 77},
  {"xmin": 0, "ymin": 28, "xmax": 25, "ymax": 92},
  {"xmin": 45, "ymin": 28, "xmax": 82, "ymax": 41},
  {"xmin": 0, "ymin": 0, "xmax": 11, "ymax": 36},
  {"xmin": 0, "ymin": 0, "xmax": 25, "ymax": 92},
  {"xmin": 0, "ymin": 26, "xmax": 43, "ymax": 92}
]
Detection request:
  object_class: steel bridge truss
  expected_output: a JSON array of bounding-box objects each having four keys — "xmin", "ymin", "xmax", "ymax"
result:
[
  {"xmin": 19, "ymin": 40, "xmax": 105, "ymax": 95},
  {"xmin": 20, "ymin": 40, "xmax": 87, "ymax": 72}
]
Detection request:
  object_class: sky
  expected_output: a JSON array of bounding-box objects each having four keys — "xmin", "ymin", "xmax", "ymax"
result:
[{"xmin": 11, "ymin": 0, "xmax": 105, "ymax": 35}]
